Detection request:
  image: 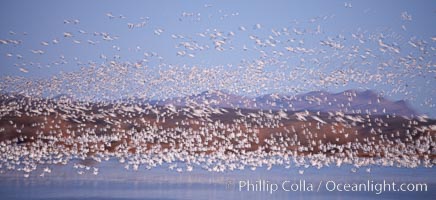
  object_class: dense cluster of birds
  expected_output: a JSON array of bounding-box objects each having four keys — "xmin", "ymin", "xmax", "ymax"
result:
[
  {"xmin": 0, "ymin": 3, "xmax": 435, "ymax": 177},
  {"xmin": 0, "ymin": 92, "xmax": 434, "ymax": 177}
]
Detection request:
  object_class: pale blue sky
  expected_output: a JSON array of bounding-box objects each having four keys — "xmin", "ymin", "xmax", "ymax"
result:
[{"xmin": 0, "ymin": 0, "xmax": 435, "ymax": 116}]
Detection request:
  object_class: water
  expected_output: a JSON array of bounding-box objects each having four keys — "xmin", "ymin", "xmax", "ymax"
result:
[{"xmin": 0, "ymin": 160, "xmax": 434, "ymax": 200}]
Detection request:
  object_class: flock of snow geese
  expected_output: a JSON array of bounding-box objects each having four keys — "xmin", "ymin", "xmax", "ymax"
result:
[{"xmin": 0, "ymin": 3, "xmax": 435, "ymax": 178}]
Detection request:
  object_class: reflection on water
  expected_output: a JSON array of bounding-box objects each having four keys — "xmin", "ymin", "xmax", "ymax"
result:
[{"xmin": 0, "ymin": 160, "xmax": 434, "ymax": 200}]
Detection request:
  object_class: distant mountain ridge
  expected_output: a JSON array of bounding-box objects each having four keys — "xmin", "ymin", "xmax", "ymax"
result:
[
  {"xmin": 0, "ymin": 89, "xmax": 418, "ymax": 117},
  {"xmin": 159, "ymin": 89, "xmax": 417, "ymax": 116}
]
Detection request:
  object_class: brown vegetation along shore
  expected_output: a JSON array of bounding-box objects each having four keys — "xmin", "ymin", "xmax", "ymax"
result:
[{"xmin": 0, "ymin": 94, "xmax": 435, "ymax": 173}]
